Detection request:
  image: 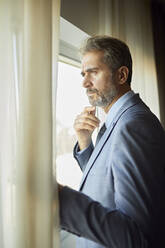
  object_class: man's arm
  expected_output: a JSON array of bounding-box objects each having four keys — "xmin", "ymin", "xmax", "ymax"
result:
[
  {"xmin": 73, "ymin": 141, "xmax": 94, "ymax": 172},
  {"xmin": 59, "ymin": 186, "xmax": 148, "ymax": 248},
  {"xmin": 73, "ymin": 106, "xmax": 100, "ymax": 171}
]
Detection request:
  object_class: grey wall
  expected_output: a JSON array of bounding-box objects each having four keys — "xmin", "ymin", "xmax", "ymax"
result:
[{"xmin": 61, "ymin": 0, "xmax": 99, "ymax": 35}]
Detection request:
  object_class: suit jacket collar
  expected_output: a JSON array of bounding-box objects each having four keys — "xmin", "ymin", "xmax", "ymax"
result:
[
  {"xmin": 105, "ymin": 90, "xmax": 135, "ymax": 129},
  {"xmin": 79, "ymin": 94, "xmax": 147, "ymax": 190}
]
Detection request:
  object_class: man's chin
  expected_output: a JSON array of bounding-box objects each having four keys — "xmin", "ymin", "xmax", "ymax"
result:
[
  {"xmin": 89, "ymin": 99, "xmax": 107, "ymax": 107},
  {"xmin": 88, "ymin": 98, "xmax": 96, "ymax": 106},
  {"xmin": 88, "ymin": 96, "xmax": 97, "ymax": 105}
]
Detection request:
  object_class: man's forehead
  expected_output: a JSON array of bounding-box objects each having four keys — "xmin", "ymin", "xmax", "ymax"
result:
[{"xmin": 81, "ymin": 50, "xmax": 105, "ymax": 69}]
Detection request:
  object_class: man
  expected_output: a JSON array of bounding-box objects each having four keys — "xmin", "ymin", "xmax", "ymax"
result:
[{"xmin": 58, "ymin": 36, "xmax": 165, "ymax": 248}]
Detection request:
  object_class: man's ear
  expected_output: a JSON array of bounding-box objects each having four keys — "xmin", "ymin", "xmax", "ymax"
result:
[{"xmin": 117, "ymin": 66, "xmax": 129, "ymax": 84}]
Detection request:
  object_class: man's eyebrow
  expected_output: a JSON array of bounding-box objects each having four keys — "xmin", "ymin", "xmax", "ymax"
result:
[{"xmin": 81, "ymin": 67, "xmax": 99, "ymax": 76}]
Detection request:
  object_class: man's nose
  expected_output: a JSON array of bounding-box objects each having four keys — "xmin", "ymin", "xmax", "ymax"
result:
[{"xmin": 82, "ymin": 75, "xmax": 92, "ymax": 88}]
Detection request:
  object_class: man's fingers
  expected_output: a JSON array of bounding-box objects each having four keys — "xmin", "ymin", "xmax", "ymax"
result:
[
  {"xmin": 83, "ymin": 106, "xmax": 96, "ymax": 115},
  {"xmin": 78, "ymin": 112, "xmax": 100, "ymax": 123},
  {"xmin": 74, "ymin": 106, "xmax": 100, "ymax": 135},
  {"xmin": 84, "ymin": 113, "xmax": 100, "ymax": 122},
  {"xmin": 75, "ymin": 123, "xmax": 96, "ymax": 131},
  {"xmin": 75, "ymin": 117, "xmax": 99, "ymax": 128}
]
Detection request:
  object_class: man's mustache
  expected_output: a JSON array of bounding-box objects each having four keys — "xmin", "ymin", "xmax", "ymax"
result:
[{"xmin": 86, "ymin": 89, "xmax": 99, "ymax": 94}]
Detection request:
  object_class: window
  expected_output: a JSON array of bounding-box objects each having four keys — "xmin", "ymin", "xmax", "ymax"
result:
[
  {"xmin": 57, "ymin": 18, "xmax": 90, "ymax": 248},
  {"xmin": 56, "ymin": 61, "xmax": 89, "ymax": 189}
]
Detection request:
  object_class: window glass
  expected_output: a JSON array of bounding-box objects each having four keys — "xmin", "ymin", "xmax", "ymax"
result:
[{"xmin": 56, "ymin": 61, "xmax": 89, "ymax": 189}]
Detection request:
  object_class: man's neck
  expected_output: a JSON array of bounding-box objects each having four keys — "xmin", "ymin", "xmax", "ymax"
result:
[{"xmin": 103, "ymin": 86, "xmax": 131, "ymax": 113}]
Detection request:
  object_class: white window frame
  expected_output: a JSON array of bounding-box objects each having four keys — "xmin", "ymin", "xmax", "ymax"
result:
[{"xmin": 59, "ymin": 17, "xmax": 89, "ymax": 67}]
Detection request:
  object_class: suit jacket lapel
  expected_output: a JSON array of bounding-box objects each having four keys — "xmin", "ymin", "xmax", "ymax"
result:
[
  {"xmin": 79, "ymin": 121, "xmax": 115, "ymax": 190},
  {"xmin": 79, "ymin": 94, "xmax": 146, "ymax": 190}
]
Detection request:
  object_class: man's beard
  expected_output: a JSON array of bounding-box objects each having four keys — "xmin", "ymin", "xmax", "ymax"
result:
[{"xmin": 87, "ymin": 85, "xmax": 118, "ymax": 107}]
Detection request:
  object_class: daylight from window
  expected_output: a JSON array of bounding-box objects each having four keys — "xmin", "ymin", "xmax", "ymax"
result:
[{"xmin": 56, "ymin": 61, "xmax": 89, "ymax": 189}]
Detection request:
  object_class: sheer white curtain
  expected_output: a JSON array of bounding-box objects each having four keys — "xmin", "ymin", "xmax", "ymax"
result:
[
  {"xmin": 99, "ymin": 0, "xmax": 160, "ymax": 118},
  {"xmin": 0, "ymin": 0, "xmax": 60, "ymax": 247}
]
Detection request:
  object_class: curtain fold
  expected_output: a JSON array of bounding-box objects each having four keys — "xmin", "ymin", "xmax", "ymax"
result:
[
  {"xmin": 0, "ymin": 0, "xmax": 60, "ymax": 247},
  {"xmin": 52, "ymin": 0, "xmax": 61, "ymax": 246}
]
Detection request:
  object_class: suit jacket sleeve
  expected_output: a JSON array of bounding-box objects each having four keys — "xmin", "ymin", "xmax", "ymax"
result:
[
  {"xmin": 73, "ymin": 141, "xmax": 94, "ymax": 172},
  {"xmin": 59, "ymin": 186, "xmax": 147, "ymax": 248}
]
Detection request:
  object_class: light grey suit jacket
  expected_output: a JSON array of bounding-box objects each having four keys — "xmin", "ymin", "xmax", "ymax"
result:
[{"xmin": 60, "ymin": 94, "xmax": 165, "ymax": 248}]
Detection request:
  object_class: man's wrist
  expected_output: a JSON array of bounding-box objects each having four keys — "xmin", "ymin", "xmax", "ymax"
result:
[{"xmin": 79, "ymin": 138, "xmax": 92, "ymax": 151}]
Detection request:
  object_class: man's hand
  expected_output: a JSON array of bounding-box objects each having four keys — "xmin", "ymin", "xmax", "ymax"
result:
[
  {"xmin": 74, "ymin": 106, "xmax": 100, "ymax": 150},
  {"xmin": 58, "ymin": 184, "xmax": 63, "ymax": 192}
]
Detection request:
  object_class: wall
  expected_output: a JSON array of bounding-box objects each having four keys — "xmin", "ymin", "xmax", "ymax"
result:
[{"xmin": 61, "ymin": 0, "xmax": 99, "ymax": 35}]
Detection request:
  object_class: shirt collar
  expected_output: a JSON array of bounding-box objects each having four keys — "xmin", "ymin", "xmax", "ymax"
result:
[{"xmin": 105, "ymin": 90, "xmax": 135, "ymax": 129}]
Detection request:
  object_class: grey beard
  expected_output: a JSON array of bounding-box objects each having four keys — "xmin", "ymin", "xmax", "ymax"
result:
[{"xmin": 88, "ymin": 86, "xmax": 119, "ymax": 107}]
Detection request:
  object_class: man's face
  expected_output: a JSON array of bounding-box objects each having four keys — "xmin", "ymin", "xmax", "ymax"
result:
[{"xmin": 81, "ymin": 50, "xmax": 119, "ymax": 109}]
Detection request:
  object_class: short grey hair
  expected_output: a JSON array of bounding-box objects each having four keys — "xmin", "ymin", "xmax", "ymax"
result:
[{"xmin": 80, "ymin": 35, "xmax": 132, "ymax": 85}]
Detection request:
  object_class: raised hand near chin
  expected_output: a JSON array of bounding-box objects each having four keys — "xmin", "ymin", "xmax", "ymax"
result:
[{"xmin": 74, "ymin": 106, "xmax": 100, "ymax": 150}]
